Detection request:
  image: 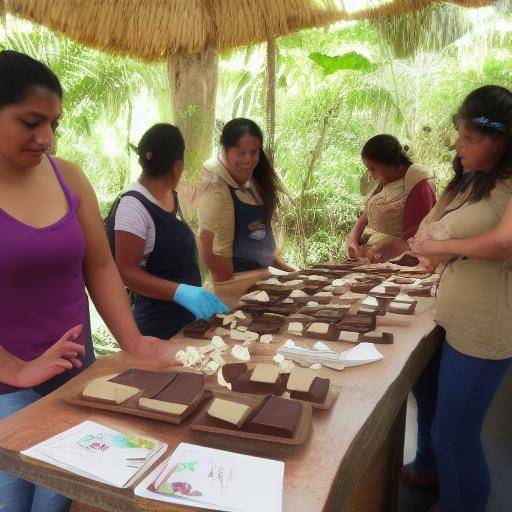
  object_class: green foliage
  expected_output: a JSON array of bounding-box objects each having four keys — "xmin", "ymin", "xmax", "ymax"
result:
[{"xmin": 309, "ymin": 51, "xmax": 376, "ymax": 74}]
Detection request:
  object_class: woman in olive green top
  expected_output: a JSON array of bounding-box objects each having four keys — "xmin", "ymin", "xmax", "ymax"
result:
[{"xmin": 405, "ymin": 86, "xmax": 512, "ymax": 512}]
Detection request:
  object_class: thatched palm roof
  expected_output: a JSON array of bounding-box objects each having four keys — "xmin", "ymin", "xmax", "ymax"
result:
[{"xmin": 4, "ymin": 0, "xmax": 492, "ymax": 60}]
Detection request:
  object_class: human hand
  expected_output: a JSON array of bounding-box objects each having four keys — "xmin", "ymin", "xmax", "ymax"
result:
[
  {"xmin": 408, "ymin": 237, "xmax": 443, "ymax": 257},
  {"xmin": 347, "ymin": 239, "xmax": 363, "ymax": 260},
  {"xmin": 174, "ymin": 284, "xmax": 229, "ymax": 320},
  {"xmin": 15, "ymin": 325, "xmax": 85, "ymax": 388}
]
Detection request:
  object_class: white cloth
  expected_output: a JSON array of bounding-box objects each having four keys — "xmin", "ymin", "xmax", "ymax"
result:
[{"xmin": 114, "ymin": 182, "xmax": 157, "ymax": 267}]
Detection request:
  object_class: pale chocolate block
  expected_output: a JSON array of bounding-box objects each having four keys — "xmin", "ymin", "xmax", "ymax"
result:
[
  {"xmin": 362, "ymin": 296, "xmax": 379, "ymax": 307},
  {"xmin": 308, "ymin": 322, "xmax": 329, "ymax": 334},
  {"xmin": 82, "ymin": 378, "xmax": 140, "ymax": 404},
  {"xmin": 138, "ymin": 398, "xmax": 187, "ymax": 415},
  {"xmin": 288, "ymin": 322, "xmax": 304, "ymax": 333},
  {"xmin": 313, "ymin": 291, "xmax": 333, "ymax": 297},
  {"xmin": 250, "ymin": 363, "xmax": 280, "ymax": 384},
  {"xmin": 388, "ymin": 301, "xmax": 415, "ymax": 314},
  {"xmin": 287, "ymin": 367, "xmax": 317, "ymax": 393},
  {"xmin": 207, "ymin": 398, "xmax": 251, "ymax": 427},
  {"xmin": 290, "ymin": 289, "xmax": 308, "ymax": 298},
  {"xmin": 394, "ymin": 293, "xmax": 416, "ymax": 304},
  {"xmin": 369, "ymin": 285, "xmax": 387, "ymax": 295},
  {"xmin": 338, "ymin": 331, "xmax": 360, "ymax": 343}
]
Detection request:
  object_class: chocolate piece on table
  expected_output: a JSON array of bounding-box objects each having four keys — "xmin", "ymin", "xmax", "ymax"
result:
[
  {"xmin": 231, "ymin": 370, "xmax": 287, "ymax": 396},
  {"xmin": 249, "ymin": 313, "xmax": 285, "ymax": 334},
  {"xmin": 250, "ymin": 363, "xmax": 280, "ymax": 384},
  {"xmin": 408, "ymin": 287, "xmax": 433, "ymax": 297},
  {"xmin": 297, "ymin": 305, "xmax": 349, "ymax": 323},
  {"xmin": 392, "ymin": 276, "xmax": 415, "ymax": 285},
  {"xmin": 221, "ymin": 363, "xmax": 248, "ymax": 384},
  {"xmin": 207, "ymin": 398, "xmax": 252, "ymax": 427},
  {"xmin": 289, "ymin": 377, "xmax": 330, "ymax": 404},
  {"xmin": 359, "ymin": 330, "xmax": 394, "ymax": 344},
  {"xmin": 183, "ymin": 319, "xmax": 211, "ymax": 338},
  {"xmin": 387, "ymin": 301, "xmax": 416, "ymax": 315},
  {"xmin": 338, "ymin": 330, "xmax": 361, "ymax": 343},
  {"xmin": 304, "ymin": 322, "xmax": 340, "ymax": 341},
  {"xmin": 109, "ymin": 369, "xmax": 178, "ymax": 398},
  {"xmin": 249, "ymin": 396, "xmax": 302, "ymax": 437},
  {"xmin": 350, "ymin": 283, "xmax": 376, "ymax": 294},
  {"xmin": 153, "ymin": 372, "xmax": 204, "ymax": 405},
  {"xmin": 240, "ymin": 302, "xmax": 299, "ymax": 316},
  {"xmin": 339, "ymin": 314, "xmax": 376, "ymax": 333}
]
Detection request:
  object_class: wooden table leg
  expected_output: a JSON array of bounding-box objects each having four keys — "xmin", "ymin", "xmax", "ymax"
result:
[
  {"xmin": 346, "ymin": 400, "xmax": 407, "ymax": 512},
  {"xmin": 69, "ymin": 502, "xmax": 105, "ymax": 512}
]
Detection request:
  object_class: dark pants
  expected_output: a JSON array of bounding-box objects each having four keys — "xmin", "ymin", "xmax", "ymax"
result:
[{"xmin": 412, "ymin": 337, "xmax": 511, "ymax": 512}]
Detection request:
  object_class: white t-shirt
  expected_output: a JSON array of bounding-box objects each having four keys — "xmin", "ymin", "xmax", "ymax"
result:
[{"xmin": 114, "ymin": 182, "xmax": 157, "ymax": 267}]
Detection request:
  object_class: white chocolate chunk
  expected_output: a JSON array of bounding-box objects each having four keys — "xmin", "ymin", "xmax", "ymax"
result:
[
  {"xmin": 314, "ymin": 291, "xmax": 333, "ymax": 297},
  {"xmin": 138, "ymin": 398, "xmax": 187, "ymax": 415},
  {"xmin": 288, "ymin": 322, "xmax": 303, "ymax": 333},
  {"xmin": 362, "ymin": 296, "xmax": 379, "ymax": 307},
  {"xmin": 338, "ymin": 331, "xmax": 360, "ymax": 343},
  {"xmin": 308, "ymin": 322, "xmax": 329, "ymax": 334},
  {"xmin": 259, "ymin": 334, "xmax": 274, "ymax": 344},
  {"xmin": 290, "ymin": 289, "xmax": 308, "ymax": 298},
  {"xmin": 231, "ymin": 344, "xmax": 251, "ymax": 361}
]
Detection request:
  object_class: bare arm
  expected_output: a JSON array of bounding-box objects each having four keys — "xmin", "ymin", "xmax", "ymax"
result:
[
  {"xmin": 409, "ymin": 197, "xmax": 512, "ymax": 261},
  {"xmin": 198, "ymin": 229, "xmax": 234, "ymax": 282},
  {"xmin": 346, "ymin": 211, "xmax": 368, "ymax": 259},
  {"xmin": 273, "ymin": 251, "xmax": 295, "ymax": 272},
  {"xmin": 57, "ymin": 159, "xmax": 174, "ymax": 364},
  {"xmin": 115, "ymin": 231, "xmax": 178, "ymax": 300}
]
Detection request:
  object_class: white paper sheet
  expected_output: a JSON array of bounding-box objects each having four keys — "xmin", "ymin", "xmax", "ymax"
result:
[
  {"xmin": 134, "ymin": 443, "xmax": 284, "ymax": 512},
  {"xmin": 21, "ymin": 420, "xmax": 167, "ymax": 488}
]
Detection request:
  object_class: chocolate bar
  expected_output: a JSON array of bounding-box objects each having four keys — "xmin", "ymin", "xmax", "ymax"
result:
[
  {"xmin": 249, "ymin": 396, "xmax": 302, "ymax": 437},
  {"xmin": 231, "ymin": 369, "xmax": 287, "ymax": 396},
  {"xmin": 109, "ymin": 369, "xmax": 178, "ymax": 398},
  {"xmin": 249, "ymin": 313, "xmax": 285, "ymax": 334},
  {"xmin": 359, "ymin": 330, "xmax": 394, "ymax": 344},
  {"xmin": 338, "ymin": 314, "xmax": 376, "ymax": 333},
  {"xmin": 221, "ymin": 363, "xmax": 248, "ymax": 384},
  {"xmin": 297, "ymin": 305, "xmax": 349, "ymax": 323},
  {"xmin": 304, "ymin": 322, "xmax": 340, "ymax": 341},
  {"xmin": 289, "ymin": 376, "xmax": 330, "ymax": 404},
  {"xmin": 183, "ymin": 319, "xmax": 211, "ymax": 339},
  {"xmin": 152, "ymin": 372, "xmax": 204, "ymax": 405}
]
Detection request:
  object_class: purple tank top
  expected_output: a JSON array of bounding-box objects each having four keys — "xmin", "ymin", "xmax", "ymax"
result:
[{"xmin": 0, "ymin": 157, "xmax": 93, "ymax": 394}]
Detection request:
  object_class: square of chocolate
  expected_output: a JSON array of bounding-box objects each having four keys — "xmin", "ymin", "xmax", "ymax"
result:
[
  {"xmin": 183, "ymin": 319, "xmax": 211, "ymax": 339},
  {"xmin": 338, "ymin": 330, "xmax": 361, "ymax": 343},
  {"xmin": 207, "ymin": 398, "xmax": 252, "ymax": 427},
  {"xmin": 220, "ymin": 363, "xmax": 248, "ymax": 384},
  {"xmin": 387, "ymin": 301, "xmax": 416, "ymax": 315},
  {"xmin": 109, "ymin": 369, "xmax": 178, "ymax": 398},
  {"xmin": 338, "ymin": 314, "xmax": 376, "ymax": 333},
  {"xmin": 249, "ymin": 313, "xmax": 285, "ymax": 334},
  {"xmin": 305, "ymin": 322, "xmax": 340, "ymax": 341},
  {"xmin": 250, "ymin": 363, "xmax": 280, "ymax": 384},
  {"xmin": 82, "ymin": 377, "xmax": 140, "ymax": 404},
  {"xmin": 297, "ymin": 305, "xmax": 349, "ymax": 323},
  {"xmin": 359, "ymin": 330, "xmax": 394, "ymax": 344},
  {"xmin": 286, "ymin": 367, "xmax": 316, "ymax": 392},
  {"xmin": 232, "ymin": 370, "xmax": 286, "ymax": 395},
  {"xmin": 289, "ymin": 376, "xmax": 330, "ymax": 404},
  {"xmin": 152, "ymin": 372, "xmax": 204, "ymax": 405},
  {"xmin": 249, "ymin": 396, "xmax": 302, "ymax": 437}
]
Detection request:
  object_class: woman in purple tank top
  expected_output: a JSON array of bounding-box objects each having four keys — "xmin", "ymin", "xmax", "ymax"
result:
[{"xmin": 0, "ymin": 51, "xmax": 175, "ymax": 512}]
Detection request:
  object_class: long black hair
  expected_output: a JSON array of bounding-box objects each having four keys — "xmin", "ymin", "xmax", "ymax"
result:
[
  {"xmin": 136, "ymin": 123, "xmax": 185, "ymax": 178},
  {"xmin": 361, "ymin": 134, "xmax": 413, "ymax": 167},
  {"xmin": 0, "ymin": 50, "xmax": 62, "ymax": 106},
  {"xmin": 220, "ymin": 118, "xmax": 283, "ymax": 219},
  {"xmin": 445, "ymin": 85, "xmax": 512, "ymax": 202}
]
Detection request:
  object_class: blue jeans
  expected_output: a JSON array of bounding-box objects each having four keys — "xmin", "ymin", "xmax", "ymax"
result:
[
  {"xmin": 412, "ymin": 338, "xmax": 512, "ymax": 512},
  {"xmin": 0, "ymin": 388, "xmax": 70, "ymax": 512}
]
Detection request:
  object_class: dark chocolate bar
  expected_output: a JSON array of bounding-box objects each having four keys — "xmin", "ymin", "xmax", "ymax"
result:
[
  {"xmin": 249, "ymin": 396, "xmax": 302, "ymax": 437},
  {"xmin": 153, "ymin": 372, "xmax": 204, "ymax": 405},
  {"xmin": 231, "ymin": 370, "xmax": 287, "ymax": 396},
  {"xmin": 109, "ymin": 369, "xmax": 178, "ymax": 398},
  {"xmin": 289, "ymin": 376, "xmax": 330, "ymax": 404}
]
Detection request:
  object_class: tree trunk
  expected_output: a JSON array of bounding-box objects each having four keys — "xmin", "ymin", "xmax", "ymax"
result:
[
  {"xmin": 167, "ymin": 50, "xmax": 218, "ymax": 184},
  {"xmin": 265, "ymin": 39, "xmax": 276, "ymax": 166}
]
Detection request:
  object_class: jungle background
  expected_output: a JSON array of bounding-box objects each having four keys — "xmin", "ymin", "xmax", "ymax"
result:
[{"xmin": 2, "ymin": 3, "xmax": 511, "ymax": 351}]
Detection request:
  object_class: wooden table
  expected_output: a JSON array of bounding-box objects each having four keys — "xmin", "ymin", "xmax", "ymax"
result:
[{"xmin": 0, "ymin": 310, "xmax": 440, "ymax": 512}]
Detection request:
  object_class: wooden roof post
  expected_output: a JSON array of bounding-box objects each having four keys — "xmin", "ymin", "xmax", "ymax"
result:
[{"xmin": 167, "ymin": 48, "xmax": 219, "ymax": 184}]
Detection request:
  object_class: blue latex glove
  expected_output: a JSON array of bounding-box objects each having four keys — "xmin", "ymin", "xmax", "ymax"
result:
[{"xmin": 174, "ymin": 284, "xmax": 229, "ymax": 320}]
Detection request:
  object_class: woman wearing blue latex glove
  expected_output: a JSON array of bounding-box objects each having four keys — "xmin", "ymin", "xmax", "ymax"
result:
[{"xmin": 107, "ymin": 124, "xmax": 228, "ymax": 339}]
